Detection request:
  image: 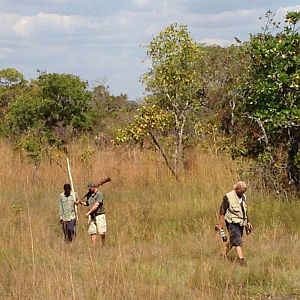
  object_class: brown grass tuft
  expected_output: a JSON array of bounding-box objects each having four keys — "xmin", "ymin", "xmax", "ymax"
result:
[{"xmin": 0, "ymin": 141, "xmax": 299, "ymax": 299}]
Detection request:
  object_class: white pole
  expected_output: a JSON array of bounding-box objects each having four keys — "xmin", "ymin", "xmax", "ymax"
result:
[{"xmin": 66, "ymin": 157, "xmax": 78, "ymax": 221}]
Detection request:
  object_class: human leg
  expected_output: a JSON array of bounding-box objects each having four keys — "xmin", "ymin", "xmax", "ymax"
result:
[
  {"xmin": 96, "ymin": 214, "xmax": 107, "ymax": 247},
  {"xmin": 223, "ymin": 242, "xmax": 233, "ymax": 259},
  {"xmin": 227, "ymin": 223, "xmax": 245, "ymax": 262},
  {"xmin": 236, "ymin": 246, "xmax": 244, "ymax": 259},
  {"xmin": 61, "ymin": 221, "xmax": 68, "ymax": 242},
  {"xmin": 66, "ymin": 219, "xmax": 76, "ymax": 242},
  {"xmin": 91, "ymin": 234, "xmax": 97, "ymax": 245},
  {"xmin": 88, "ymin": 218, "xmax": 97, "ymax": 245}
]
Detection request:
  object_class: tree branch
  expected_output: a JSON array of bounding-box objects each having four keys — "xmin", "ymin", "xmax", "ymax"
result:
[
  {"xmin": 149, "ymin": 131, "xmax": 176, "ymax": 177},
  {"xmin": 247, "ymin": 114, "xmax": 269, "ymax": 146}
]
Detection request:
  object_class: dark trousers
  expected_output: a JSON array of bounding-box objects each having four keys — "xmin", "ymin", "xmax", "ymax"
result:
[
  {"xmin": 62, "ymin": 219, "xmax": 76, "ymax": 242},
  {"xmin": 226, "ymin": 221, "xmax": 244, "ymax": 247}
]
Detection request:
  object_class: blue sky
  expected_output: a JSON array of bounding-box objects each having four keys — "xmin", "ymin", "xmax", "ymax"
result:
[{"xmin": 1, "ymin": 1, "xmax": 299, "ymax": 100}]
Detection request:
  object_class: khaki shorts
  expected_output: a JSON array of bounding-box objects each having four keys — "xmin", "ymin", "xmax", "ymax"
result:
[{"xmin": 87, "ymin": 214, "xmax": 107, "ymax": 235}]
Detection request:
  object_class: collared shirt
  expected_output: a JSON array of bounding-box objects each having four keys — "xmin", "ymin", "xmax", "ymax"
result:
[
  {"xmin": 86, "ymin": 191, "xmax": 104, "ymax": 218},
  {"xmin": 59, "ymin": 192, "xmax": 77, "ymax": 221}
]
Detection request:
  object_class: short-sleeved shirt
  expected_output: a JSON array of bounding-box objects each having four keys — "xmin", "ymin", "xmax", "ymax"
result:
[
  {"xmin": 86, "ymin": 191, "xmax": 104, "ymax": 218},
  {"xmin": 59, "ymin": 192, "xmax": 78, "ymax": 221}
]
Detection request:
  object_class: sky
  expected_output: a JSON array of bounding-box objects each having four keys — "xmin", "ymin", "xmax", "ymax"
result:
[{"xmin": 1, "ymin": 1, "xmax": 299, "ymax": 100}]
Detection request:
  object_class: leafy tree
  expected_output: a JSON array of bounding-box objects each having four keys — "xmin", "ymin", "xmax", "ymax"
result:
[
  {"xmin": 2, "ymin": 72, "xmax": 92, "ymax": 163},
  {"xmin": 0, "ymin": 68, "xmax": 26, "ymax": 117},
  {"xmin": 36, "ymin": 73, "xmax": 92, "ymax": 134},
  {"xmin": 116, "ymin": 23, "xmax": 203, "ymax": 177},
  {"xmin": 197, "ymin": 45, "xmax": 249, "ymax": 135},
  {"xmin": 0, "ymin": 68, "xmax": 25, "ymax": 87},
  {"xmin": 115, "ymin": 104, "xmax": 175, "ymax": 174},
  {"xmin": 90, "ymin": 84, "xmax": 138, "ymax": 147},
  {"xmin": 240, "ymin": 11, "xmax": 300, "ymax": 189}
]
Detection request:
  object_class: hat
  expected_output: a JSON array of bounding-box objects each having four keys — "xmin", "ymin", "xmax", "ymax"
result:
[{"xmin": 87, "ymin": 182, "xmax": 96, "ymax": 188}]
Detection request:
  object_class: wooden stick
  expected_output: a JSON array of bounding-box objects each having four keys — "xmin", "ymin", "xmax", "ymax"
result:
[{"xmin": 66, "ymin": 157, "xmax": 78, "ymax": 221}]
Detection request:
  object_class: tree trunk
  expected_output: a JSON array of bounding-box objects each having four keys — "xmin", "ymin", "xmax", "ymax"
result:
[
  {"xmin": 174, "ymin": 114, "xmax": 186, "ymax": 179},
  {"xmin": 149, "ymin": 132, "xmax": 176, "ymax": 177}
]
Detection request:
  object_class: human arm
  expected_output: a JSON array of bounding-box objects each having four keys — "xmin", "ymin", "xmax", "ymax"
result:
[
  {"xmin": 76, "ymin": 191, "xmax": 90, "ymax": 206},
  {"xmin": 73, "ymin": 192, "xmax": 79, "ymax": 206},
  {"xmin": 216, "ymin": 196, "xmax": 229, "ymax": 230},
  {"xmin": 58, "ymin": 195, "xmax": 64, "ymax": 223},
  {"xmin": 85, "ymin": 192, "xmax": 103, "ymax": 217},
  {"xmin": 217, "ymin": 215, "xmax": 225, "ymax": 230},
  {"xmin": 85, "ymin": 202, "xmax": 100, "ymax": 217},
  {"xmin": 246, "ymin": 210, "xmax": 253, "ymax": 233},
  {"xmin": 77, "ymin": 198, "xmax": 88, "ymax": 206},
  {"xmin": 243, "ymin": 195, "xmax": 253, "ymax": 233}
]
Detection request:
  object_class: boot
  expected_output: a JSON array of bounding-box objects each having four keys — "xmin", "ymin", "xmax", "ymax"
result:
[{"xmin": 238, "ymin": 258, "xmax": 247, "ymax": 266}]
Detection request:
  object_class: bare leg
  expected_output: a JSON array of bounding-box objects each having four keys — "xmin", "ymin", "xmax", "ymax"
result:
[
  {"xmin": 236, "ymin": 246, "xmax": 247, "ymax": 265},
  {"xmin": 91, "ymin": 234, "xmax": 97, "ymax": 246},
  {"xmin": 236, "ymin": 246, "xmax": 244, "ymax": 259}
]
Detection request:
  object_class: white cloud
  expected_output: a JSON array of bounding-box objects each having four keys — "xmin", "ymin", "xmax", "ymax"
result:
[
  {"xmin": 0, "ymin": 13, "xmax": 20, "ymax": 35},
  {"xmin": 14, "ymin": 16, "xmax": 31, "ymax": 37},
  {"xmin": 1, "ymin": 1, "xmax": 299, "ymax": 99},
  {"xmin": 13, "ymin": 13, "xmax": 86, "ymax": 37},
  {"xmin": 200, "ymin": 38, "xmax": 232, "ymax": 46},
  {"xmin": 276, "ymin": 5, "xmax": 300, "ymax": 19},
  {"xmin": 133, "ymin": 0, "xmax": 154, "ymax": 6},
  {"xmin": 0, "ymin": 47, "xmax": 13, "ymax": 59},
  {"xmin": 2, "ymin": 7, "xmax": 265, "ymax": 45},
  {"xmin": 47, "ymin": 0, "xmax": 76, "ymax": 2},
  {"xmin": 186, "ymin": 8, "xmax": 265, "ymax": 28}
]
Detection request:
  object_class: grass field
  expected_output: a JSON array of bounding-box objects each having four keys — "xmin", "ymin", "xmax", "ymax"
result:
[{"xmin": 0, "ymin": 142, "xmax": 299, "ymax": 300}]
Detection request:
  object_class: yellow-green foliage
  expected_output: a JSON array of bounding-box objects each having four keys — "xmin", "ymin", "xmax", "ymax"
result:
[
  {"xmin": 0, "ymin": 141, "xmax": 299, "ymax": 299},
  {"xmin": 114, "ymin": 104, "xmax": 173, "ymax": 144}
]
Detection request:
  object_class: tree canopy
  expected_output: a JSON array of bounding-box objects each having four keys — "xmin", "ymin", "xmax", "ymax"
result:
[
  {"xmin": 239, "ymin": 11, "xmax": 300, "ymax": 189},
  {"xmin": 0, "ymin": 11, "xmax": 299, "ymax": 193},
  {"xmin": 116, "ymin": 23, "xmax": 203, "ymax": 177}
]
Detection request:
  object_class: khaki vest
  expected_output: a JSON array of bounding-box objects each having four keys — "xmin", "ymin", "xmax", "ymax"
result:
[{"xmin": 224, "ymin": 190, "xmax": 248, "ymax": 226}]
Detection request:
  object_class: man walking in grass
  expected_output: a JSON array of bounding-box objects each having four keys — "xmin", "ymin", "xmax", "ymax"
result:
[
  {"xmin": 216, "ymin": 181, "xmax": 253, "ymax": 265},
  {"xmin": 59, "ymin": 183, "xmax": 78, "ymax": 242},
  {"xmin": 77, "ymin": 177, "xmax": 111, "ymax": 246}
]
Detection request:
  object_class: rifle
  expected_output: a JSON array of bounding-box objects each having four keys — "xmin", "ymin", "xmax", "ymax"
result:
[{"xmin": 79, "ymin": 177, "xmax": 112, "ymax": 203}]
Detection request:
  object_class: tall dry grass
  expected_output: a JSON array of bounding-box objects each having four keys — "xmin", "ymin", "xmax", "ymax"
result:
[{"xmin": 0, "ymin": 141, "xmax": 299, "ymax": 300}]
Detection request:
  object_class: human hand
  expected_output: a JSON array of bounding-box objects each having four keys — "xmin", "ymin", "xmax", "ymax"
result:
[
  {"xmin": 85, "ymin": 212, "xmax": 90, "ymax": 218},
  {"xmin": 246, "ymin": 222, "xmax": 253, "ymax": 234},
  {"xmin": 215, "ymin": 224, "xmax": 222, "ymax": 231}
]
